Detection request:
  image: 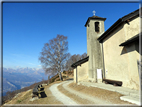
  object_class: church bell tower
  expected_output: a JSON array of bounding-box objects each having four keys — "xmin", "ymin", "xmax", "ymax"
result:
[{"xmin": 85, "ymin": 11, "xmax": 106, "ymax": 82}]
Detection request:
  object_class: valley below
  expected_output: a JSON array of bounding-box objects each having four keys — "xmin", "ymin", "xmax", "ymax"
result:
[{"xmin": 2, "ymin": 67, "xmax": 47, "ymax": 96}]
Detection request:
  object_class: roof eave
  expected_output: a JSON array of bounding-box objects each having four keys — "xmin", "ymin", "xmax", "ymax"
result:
[
  {"xmin": 71, "ymin": 56, "xmax": 89, "ymax": 68},
  {"xmin": 97, "ymin": 19, "xmax": 122, "ymax": 43},
  {"xmin": 119, "ymin": 34, "xmax": 139, "ymax": 46},
  {"xmin": 85, "ymin": 17, "xmax": 106, "ymax": 27},
  {"xmin": 97, "ymin": 8, "xmax": 140, "ymax": 43},
  {"xmin": 85, "ymin": 18, "xmax": 90, "ymax": 27}
]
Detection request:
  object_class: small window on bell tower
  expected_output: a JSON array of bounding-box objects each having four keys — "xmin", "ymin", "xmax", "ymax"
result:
[
  {"xmin": 95, "ymin": 22, "xmax": 99, "ymax": 32},
  {"xmin": 88, "ymin": 23, "xmax": 89, "ymax": 27}
]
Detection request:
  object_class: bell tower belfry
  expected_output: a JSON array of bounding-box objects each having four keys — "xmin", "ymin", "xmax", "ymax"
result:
[{"xmin": 85, "ymin": 11, "xmax": 106, "ymax": 82}]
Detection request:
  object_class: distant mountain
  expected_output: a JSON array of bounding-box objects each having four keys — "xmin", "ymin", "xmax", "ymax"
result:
[{"xmin": 3, "ymin": 67, "xmax": 48, "ymax": 96}]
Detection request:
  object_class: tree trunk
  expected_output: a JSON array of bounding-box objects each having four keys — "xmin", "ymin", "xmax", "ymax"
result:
[
  {"xmin": 48, "ymin": 76, "xmax": 50, "ymax": 84},
  {"xmin": 58, "ymin": 72, "xmax": 63, "ymax": 81}
]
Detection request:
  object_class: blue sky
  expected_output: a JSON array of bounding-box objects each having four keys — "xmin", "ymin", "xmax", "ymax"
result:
[{"xmin": 3, "ymin": 2, "xmax": 139, "ymax": 69}]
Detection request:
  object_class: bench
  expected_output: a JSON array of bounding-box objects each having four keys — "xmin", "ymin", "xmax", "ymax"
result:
[
  {"xmin": 32, "ymin": 84, "xmax": 45, "ymax": 98},
  {"xmin": 103, "ymin": 79, "xmax": 122, "ymax": 86}
]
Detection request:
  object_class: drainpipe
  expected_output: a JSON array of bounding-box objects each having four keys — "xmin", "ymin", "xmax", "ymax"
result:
[
  {"xmin": 76, "ymin": 66, "xmax": 78, "ymax": 83},
  {"xmin": 102, "ymin": 43, "xmax": 106, "ymax": 80}
]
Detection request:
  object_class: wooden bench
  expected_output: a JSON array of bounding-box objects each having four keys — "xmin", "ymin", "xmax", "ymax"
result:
[
  {"xmin": 103, "ymin": 79, "xmax": 122, "ymax": 86},
  {"xmin": 32, "ymin": 84, "xmax": 44, "ymax": 98}
]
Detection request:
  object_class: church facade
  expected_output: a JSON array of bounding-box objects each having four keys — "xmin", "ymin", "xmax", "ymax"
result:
[{"xmin": 71, "ymin": 8, "xmax": 141, "ymax": 90}]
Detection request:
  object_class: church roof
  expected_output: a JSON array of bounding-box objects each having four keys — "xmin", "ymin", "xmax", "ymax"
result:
[
  {"xmin": 98, "ymin": 7, "xmax": 141, "ymax": 43},
  {"xmin": 85, "ymin": 15, "xmax": 106, "ymax": 27},
  {"xmin": 71, "ymin": 56, "xmax": 89, "ymax": 68}
]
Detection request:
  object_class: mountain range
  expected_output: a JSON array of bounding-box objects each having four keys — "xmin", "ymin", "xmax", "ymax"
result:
[{"xmin": 2, "ymin": 67, "xmax": 48, "ymax": 96}]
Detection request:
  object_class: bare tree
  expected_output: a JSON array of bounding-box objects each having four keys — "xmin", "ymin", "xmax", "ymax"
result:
[
  {"xmin": 39, "ymin": 35, "xmax": 70, "ymax": 81},
  {"xmin": 65, "ymin": 55, "xmax": 72, "ymax": 72},
  {"xmin": 81, "ymin": 53, "xmax": 87, "ymax": 59},
  {"xmin": 65, "ymin": 53, "xmax": 87, "ymax": 72}
]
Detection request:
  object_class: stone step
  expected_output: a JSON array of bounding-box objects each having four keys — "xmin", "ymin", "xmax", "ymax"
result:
[
  {"xmin": 120, "ymin": 96, "xmax": 140, "ymax": 105},
  {"xmin": 129, "ymin": 92, "xmax": 140, "ymax": 98}
]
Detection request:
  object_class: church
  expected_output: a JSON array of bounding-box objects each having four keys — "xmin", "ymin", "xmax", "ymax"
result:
[{"xmin": 71, "ymin": 8, "xmax": 141, "ymax": 90}]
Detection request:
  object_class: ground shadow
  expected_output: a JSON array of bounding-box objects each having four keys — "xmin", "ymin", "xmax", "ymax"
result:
[
  {"xmin": 65, "ymin": 78, "xmax": 73, "ymax": 81},
  {"xmin": 39, "ymin": 91, "xmax": 47, "ymax": 98}
]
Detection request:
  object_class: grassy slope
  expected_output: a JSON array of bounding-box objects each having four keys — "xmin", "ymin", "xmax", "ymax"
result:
[
  {"xmin": 4, "ymin": 81, "xmax": 63, "ymax": 105},
  {"xmin": 2, "ymin": 71, "xmax": 73, "ymax": 105}
]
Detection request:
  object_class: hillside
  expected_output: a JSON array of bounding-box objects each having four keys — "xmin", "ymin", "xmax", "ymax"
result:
[
  {"xmin": 2, "ymin": 70, "xmax": 135, "ymax": 106},
  {"xmin": 3, "ymin": 81, "xmax": 63, "ymax": 105},
  {"xmin": 3, "ymin": 78, "xmax": 18, "ymax": 96},
  {"xmin": 3, "ymin": 67, "xmax": 47, "ymax": 96},
  {"xmin": 2, "ymin": 70, "xmax": 73, "ymax": 105}
]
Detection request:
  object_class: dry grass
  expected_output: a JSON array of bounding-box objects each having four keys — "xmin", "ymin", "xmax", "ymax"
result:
[
  {"xmin": 4, "ymin": 81, "xmax": 63, "ymax": 105},
  {"xmin": 2, "ymin": 73, "xmax": 72, "ymax": 106}
]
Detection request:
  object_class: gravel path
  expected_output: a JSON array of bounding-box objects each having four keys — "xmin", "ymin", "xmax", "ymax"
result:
[
  {"xmin": 49, "ymin": 82, "xmax": 78, "ymax": 105},
  {"xmin": 49, "ymin": 80, "xmax": 114, "ymax": 105},
  {"xmin": 62, "ymin": 80, "xmax": 113, "ymax": 104}
]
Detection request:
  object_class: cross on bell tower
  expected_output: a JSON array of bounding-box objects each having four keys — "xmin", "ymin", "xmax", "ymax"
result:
[{"xmin": 93, "ymin": 10, "xmax": 96, "ymax": 16}]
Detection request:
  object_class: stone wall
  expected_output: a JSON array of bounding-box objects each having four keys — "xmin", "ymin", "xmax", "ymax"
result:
[{"xmin": 102, "ymin": 17, "xmax": 140, "ymax": 90}]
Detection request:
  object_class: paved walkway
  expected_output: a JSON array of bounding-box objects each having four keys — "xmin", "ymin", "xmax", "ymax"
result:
[{"xmin": 78, "ymin": 81, "xmax": 141, "ymax": 105}]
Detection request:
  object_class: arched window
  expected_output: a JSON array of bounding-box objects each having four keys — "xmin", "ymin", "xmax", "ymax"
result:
[{"xmin": 95, "ymin": 22, "xmax": 99, "ymax": 32}]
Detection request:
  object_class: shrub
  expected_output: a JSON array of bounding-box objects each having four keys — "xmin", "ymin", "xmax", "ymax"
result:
[
  {"xmin": 17, "ymin": 100, "xmax": 22, "ymax": 103},
  {"xmin": 62, "ymin": 76, "xmax": 66, "ymax": 78},
  {"xmin": 63, "ymin": 71, "xmax": 66, "ymax": 74}
]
